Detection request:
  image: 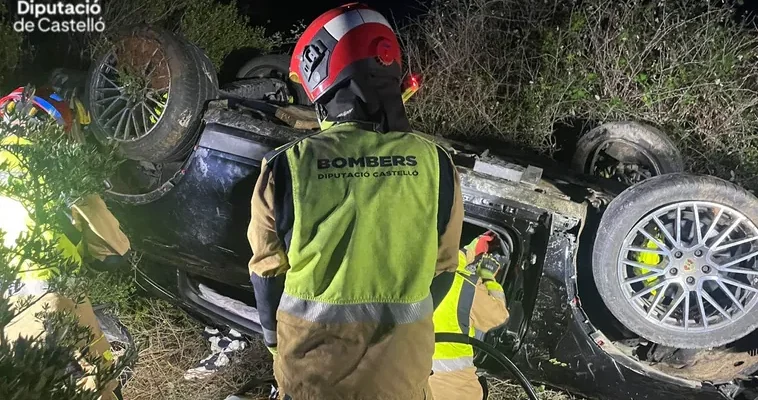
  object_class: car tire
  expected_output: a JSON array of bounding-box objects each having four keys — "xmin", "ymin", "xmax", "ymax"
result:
[
  {"xmin": 86, "ymin": 26, "xmax": 218, "ymax": 162},
  {"xmin": 236, "ymin": 54, "xmax": 312, "ymax": 106},
  {"xmin": 166, "ymin": 39, "xmax": 219, "ymax": 160},
  {"xmin": 572, "ymin": 122, "xmax": 684, "ymax": 183},
  {"xmin": 93, "ymin": 305, "xmax": 136, "ymax": 383},
  {"xmin": 593, "ymin": 173, "xmax": 758, "ymax": 349}
]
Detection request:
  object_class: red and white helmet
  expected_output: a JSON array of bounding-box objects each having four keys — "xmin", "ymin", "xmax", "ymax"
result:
[{"xmin": 289, "ymin": 3, "xmax": 402, "ymax": 103}]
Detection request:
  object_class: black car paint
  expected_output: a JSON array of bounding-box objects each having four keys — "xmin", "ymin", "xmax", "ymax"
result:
[
  {"xmin": 107, "ymin": 104, "xmax": 734, "ymax": 400},
  {"xmin": 109, "ymin": 123, "xmax": 265, "ymax": 289}
]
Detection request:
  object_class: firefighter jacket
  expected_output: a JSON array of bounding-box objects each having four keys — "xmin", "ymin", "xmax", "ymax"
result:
[
  {"xmin": 248, "ymin": 122, "xmax": 464, "ymax": 400},
  {"xmin": 429, "ymin": 250, "xmax": 509, "ymax": 400}
]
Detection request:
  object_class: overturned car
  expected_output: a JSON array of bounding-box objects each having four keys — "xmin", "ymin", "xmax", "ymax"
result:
[{"xmin": 77, "ymin": 27, "xmax": 758, "ymax": 399}]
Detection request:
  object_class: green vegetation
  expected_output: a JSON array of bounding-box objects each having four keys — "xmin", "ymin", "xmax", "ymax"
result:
[
  {"xmin": 88, "ymin": 0, "xmax": 280, "ymax": 68},
  {"xmin": 0, "ymin": 3, "xmax": 23, "ymax": 87},
  {"xmin": 404, "ymin": 0, "xmax": 758, "ymax": 188},
  {"xmin": 0, "ymin": 117, "xmax": 132, "ymax": 399},
  {"xmin": 179, "ymin": 0, "xmax": 277, "ymax": 68}
]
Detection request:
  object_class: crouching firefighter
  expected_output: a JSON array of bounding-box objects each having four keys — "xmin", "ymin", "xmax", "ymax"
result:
[
  {"xmin": 0, "ymin": 86, "xmax": 132, "ymax": 400},
  {"xmin": 248, "ymin": 3, "xmax": 464, "ymax": 399},
  {"xmin": 430, "ymin": 231, "xmax": 510, "ymax": 400}
]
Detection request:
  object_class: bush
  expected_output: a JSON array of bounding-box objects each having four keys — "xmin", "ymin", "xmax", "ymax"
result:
[
  {"xmin": 0, "ymin": 117, "xmax": 133, "ymax": 399},
  {"xmin": 86, "ymin": 0, "xmax": 280, "ymax": 69},
  {"xmin": 404, "ymin": 0, "xmax": 758, "ymax": 187},
  {"xmin": 0, "ymin": 3, "xmax": 23, "ymax": 87},
  {"xmin": 179, "ymin": 0, "xmax": 277, "ymax": 68}
]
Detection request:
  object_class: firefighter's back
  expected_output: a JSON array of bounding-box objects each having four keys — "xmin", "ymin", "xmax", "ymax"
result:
[{"xmin": 274, "ymin": 124, "xmax": 448, "ymax": 400}]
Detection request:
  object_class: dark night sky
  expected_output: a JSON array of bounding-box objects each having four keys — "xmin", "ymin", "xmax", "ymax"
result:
[{"xmin": 239, "ymin": 0, "xmax": 429, "ymax": 32}]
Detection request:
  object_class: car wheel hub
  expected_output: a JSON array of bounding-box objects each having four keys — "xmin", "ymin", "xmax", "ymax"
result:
[{"xmin": 618, "ymin": 201, "xmax": 758, "ymax": 333}]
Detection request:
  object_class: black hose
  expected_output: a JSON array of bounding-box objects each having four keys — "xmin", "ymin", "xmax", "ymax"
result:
[{"xmin": 435, "ymin": 332, "xmax": 539, "ymax": 400}]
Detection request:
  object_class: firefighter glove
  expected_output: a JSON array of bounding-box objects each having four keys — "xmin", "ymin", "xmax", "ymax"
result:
[{"xmin": 476, "ymin": 253, "xmax": 506, "ymax": 281}]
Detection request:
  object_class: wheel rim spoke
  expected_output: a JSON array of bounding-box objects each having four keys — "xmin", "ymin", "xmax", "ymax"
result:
[
  {"xmin": 625, "ymin": 272, "xmax": 664, "ymax": 285},
  {"xmin": 662, "ymin": 290, "xmax": 686, "ymax": 320},
  {"xmin": 722, "ymin": 277, "xmax": 758, "ymax": 293},
  {"xmin": 715, "ymin": 279, "xmax": 744, "ymax": 312},
  {"xmin": 713, "ymin": 235, "xmax": 758, "ymax": 252},
  {"xmin": 675, "ymin": 205, "xmax": 682, "ymax": 245},
  {"xmin": 116, "ymin": 107, "xmax": 129, "ymax": 140},
  {"xmin": 632, "ymin": 280, "xmax": 667, "ymax": 299},
  {"xmin": 638, "ymin": 228, "xmax": 669, "ymax": 251},
  {"xmin": 141, "ymin": 104, "xmax": 150, "ymax": 133},
  {"xmin": 105, "ymin": 108, "xmax": 126, "ymax": 128},
  {"xmin": 91, "ymin": 41, "xmax": 170, "ymax": 142},
  {"xmin": 99, "ymin": 72, "xmax": 121, "ymax": 89},
  {"xmin": 100, "ymin": 97, "xmax": 124, "ymax": 120},
  {"xmin": 652, "ymin": 216, "xmax": 677, "ymax": 249},
  {"xmin": 701, "ymin": 288, "xmax": 731, "ymax": 321},
  {"xmin": 142, "ymin": 103, "xmax": 159, "ymax": 125},
  {"xmin": 646, "ymin": 282, "xmax": 670, "ymax": 317},
  {"xmin": 96, "ymin": 94, "xmax": 123, "ymax": 105},
  {"xmin": 694, "ymin": 284, "xmax": 709, "ymax": 328},
  {"xmin": 618, "ymin": 201, "xmax": 758, "ymax": 333},
  {"xmin": 720, "ymin": 267, "xmax": 758, "ymax": 276},
  {"xmin": 683, "ymin": 293, "xmax": 690, "ymax": 330},
  {"xmin": 702, "ymin": 208, "xmax": 724, "ymax": 243},
  {"xmin": 710, "ymin": 217, "xmax": 744, "ymax": 250},
  {"xmin": 622, "ymin": 260, "xmax": 666, "ymax": 272},
  {"xmin": 716, "ymin": 250, "xmax": 758, "ymax": 270},
  {"xmin": 624, "ymin": 247, "xmax": 667, "ymax": 255},
  {"xmin": 693, "ymin": 203, "xmax": 704, "ymax": 245},
  {"xmin": 131, "ymin": 113, "xmax": 141, "ymax": 139}
]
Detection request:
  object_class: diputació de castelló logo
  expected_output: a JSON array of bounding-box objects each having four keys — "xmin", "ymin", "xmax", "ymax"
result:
[{"xmin": 13, "ymin": 0, "xmax": 104, "ymax": 33}]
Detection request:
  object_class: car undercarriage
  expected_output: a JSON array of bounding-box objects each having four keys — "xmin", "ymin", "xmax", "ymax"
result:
[{"xmin": 66, "ymin": 26, "xmax": 758, "ymax": 400}]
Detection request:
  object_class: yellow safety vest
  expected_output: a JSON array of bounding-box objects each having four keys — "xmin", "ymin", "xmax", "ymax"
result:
[
  {"xmin": 432, "ymin": 251, "xmax": 478, "ymax": 372},
  {"xmin": 0, "ymin": 134, "xmax": 82, "ymax": 282},
  {"xmin": 278, "ymin": 123, "xmax": 442, "ymax": 316}
]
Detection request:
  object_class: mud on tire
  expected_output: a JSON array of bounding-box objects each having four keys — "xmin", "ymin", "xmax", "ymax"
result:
[{"xmin": 86, "ymin": 26, "xmax": 218, "ymax": 163}]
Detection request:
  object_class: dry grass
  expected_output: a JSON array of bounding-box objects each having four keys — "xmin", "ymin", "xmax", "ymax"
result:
[
  {"xmin": 118, "ymin": 300, "xmax": 576, "ymax": 400},
  {"xmin": 402, "ymin": 0, "xmax": 758, "ymax": 188},
  {"xmin": 488, "ymin": 379, "xmax": 575, "ymax": 400},
  {"xmin": 120, "ymin": 299, "xmax": 274, "ymax": 400}
]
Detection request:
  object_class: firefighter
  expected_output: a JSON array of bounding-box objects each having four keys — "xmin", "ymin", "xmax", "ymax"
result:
[
  {"xmin": 247, "ymin": 3, "xmax": 464, "ymax": 399},
  {"xmin": 429, "ymin": 231, "xmax": 510, "ymax": 400},
  {"xmin": 0, "ymin": 85, "xmax": 131, "ymax": 400}
]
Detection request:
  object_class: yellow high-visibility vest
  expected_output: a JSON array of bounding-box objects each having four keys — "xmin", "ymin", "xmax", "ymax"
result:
[{"xmin": 432, "ymin": 251, "xmax": 478, "ymax": 372}]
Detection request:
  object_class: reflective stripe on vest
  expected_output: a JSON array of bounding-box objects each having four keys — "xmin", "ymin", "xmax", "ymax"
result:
[
  {"xmin": 280, "ymin": 293, "xmax": 433, "ymax": 324},
  {"xmin": 261, "ymin": 327, "xmax": 277, "ymax": 345},
  {"xmin": 432, "ymin": 270, "xmax": 479, "ymax": 372},
  {"xmin": 280, "ymin": 124, "xmax": 442, "ymax": 313},
  {"xmin": 432, "ymin": 356, "xmax": 475, "ymax": 373}
]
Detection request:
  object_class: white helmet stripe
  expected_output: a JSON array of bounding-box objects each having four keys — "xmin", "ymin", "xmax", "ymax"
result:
[
  {"xmin": 323, "ymin": 8, "xmax": 391, "ymax": 40},
  {"xmin": 357, "ymin": 9, "xmax": 392, "ymax": 27}
]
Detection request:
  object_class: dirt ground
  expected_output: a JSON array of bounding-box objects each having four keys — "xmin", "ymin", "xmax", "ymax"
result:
[{"xmin": 120, "ymin": 299, "xmax": 576, "ymax": 400}]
